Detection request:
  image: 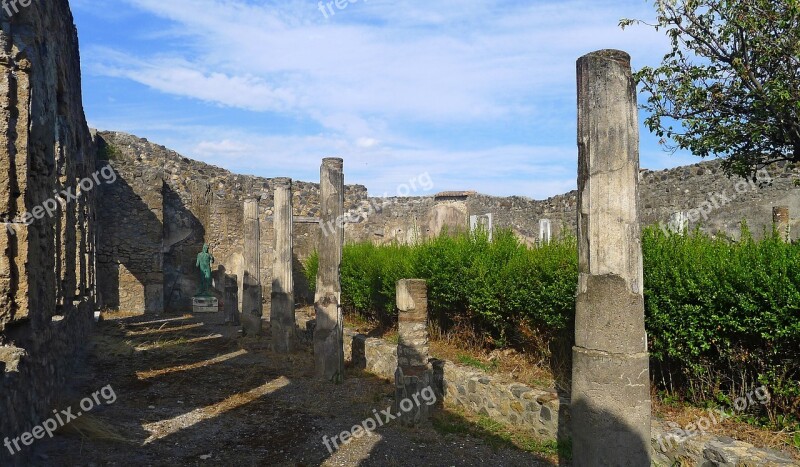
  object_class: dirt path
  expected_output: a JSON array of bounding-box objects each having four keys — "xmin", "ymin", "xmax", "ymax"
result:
[{"xmin": 27, "ymin": 314, "xmax": 556, "ymax": 466}]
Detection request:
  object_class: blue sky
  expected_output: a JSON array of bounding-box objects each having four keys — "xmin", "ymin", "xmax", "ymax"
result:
[{"xmin": 72, "ymin": 0, "xmax": 698, "ymax": 199}]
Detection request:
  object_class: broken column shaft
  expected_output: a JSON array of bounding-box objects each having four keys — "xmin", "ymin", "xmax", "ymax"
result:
[
  {"xmin": 271, "ymin": 178, "xmax": 296, "ymax": 353},
  {"xmin": 571, "ymin": 49, "xmax": 651, "ymax": 465},
  {"xmin": 394, "ymin": 279, "xmax": 433, "ymax": 426},
  {"xmin": 314, "ymin": 158, "xmax": 344, "ymax": 382},
  {"xmin": 241, "ymin": 198, "xmax": 263, "ymax": 336}
]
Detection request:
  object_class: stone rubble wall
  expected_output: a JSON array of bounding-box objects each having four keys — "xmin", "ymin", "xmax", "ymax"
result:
[
  {"xmin": 342, "ymin": 328, "xmax": 564, "ymax": 439},
  {"xmin": 0, "ymin": 0, "xmax": 98, "ymax": 460},
  {"xmin": 347, "ymin": 160, "xmax": 799, "ymax": 247},
  {"xmin": 95, "ymin": 131, "xmax": 369, "ymax": 313},
  {"xmin": 341, "ymin": 327, "xmax": 796, "ymax": 466}
]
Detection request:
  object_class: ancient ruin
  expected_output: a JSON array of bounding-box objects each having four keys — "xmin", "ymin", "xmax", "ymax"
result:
[
  {"xmin": 241, "ymin": 198, "xmax": 263, "ymax": 335},
  {"xmin": 1, "ymin": 1, "xmax": 798, "ymax": 465},
  {"xmin": 394, "ymin": 279, "xmax": 433, "ymax": 426},
  {"xmin": 270, "ymin": 178, "xmax": 295, "ymax": 353},
  {"xmin": 314, "ymin": 158, "xmax": 345, "ymax": 383},
  {"xmin": 571, "ymin": 49, "xmax": 651, "ymax": 464},
  {"xmin": 0, "ymin": 0, "xmax": 98, "ymax": 447},
  {"xmin": 774, "ymin": 206, "xmax": 791, "ymax": 241}
]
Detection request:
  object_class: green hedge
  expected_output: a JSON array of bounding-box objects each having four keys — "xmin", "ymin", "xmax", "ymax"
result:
[
  {"xmin": 643, "ymin": 226, "xmax": 799, "ymax": 425},
  {"xmin": 303, "ymin": 227, "xmax": 799, "ymax": 424},
  {"xmin": 304, "ymin": 229, "xmax": 577, "ymax": 335}
]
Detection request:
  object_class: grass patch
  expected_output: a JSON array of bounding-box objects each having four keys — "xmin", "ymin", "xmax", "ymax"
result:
[
  {"xmin": 343, "ymin": 312, "xmax": 373, "ymax": 331},
  {"xmin": 100, "ymin": 310, "xmax": 145, "ymax": 320},
  {"xmin": 431, "ymin": 404, "xmax": 570, "ymax": 461},
  {"xmin": 384, "ymin": 332, "xmax": 399, "ymax": 345},
  {"xmin": 97, "ymin": 143, "xmax": 122, "ymax": 161},
  {"xmin": 61, "ymin": 414, "xmax": 131, "ymax": 443},
  {"xmin": 456, "ymin": 354, "xmax": 499, "ymax": 373}
]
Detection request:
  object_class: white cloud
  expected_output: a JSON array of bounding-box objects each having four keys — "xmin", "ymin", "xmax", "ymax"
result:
[
  {"xmin": 356, "ymin": 137, "xmax": 380, "ymax": 149},
  {"xmin": 80, "ymin": 0, "xmax": 678, "ymax": 198},
  {"xmin": 89, "ymin": 0, "xmax": 669, "ymax": 124}
]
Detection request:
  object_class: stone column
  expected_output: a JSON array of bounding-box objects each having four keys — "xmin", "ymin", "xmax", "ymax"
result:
[
  {"xmin": 571, "ymin": 50, "xmax": 651, "ymax": 465},
  {"xmin": 773, "ymin": 206, "xmax": 790, "ymax": 242},
  {"xmin": 224, "ymin": 274, "xmax": 239, "ymax": 326},
  {"xmin": 271, "ymin": 178, "xmax": 295, "ymax": 353},
  {"xmin": 241, "ymin": 198, "xmax": 262, "ymax": 336},
  {"xmin": 394, "ymin": 279, "xmax": 433, "ymax": 426},
  {"xmin": 539, "ymin": 219, "xmax": 552, "ymax": 244},
  {"xmin": 314, "ymin": 158, "xmax": 345, "ymax": 382}
]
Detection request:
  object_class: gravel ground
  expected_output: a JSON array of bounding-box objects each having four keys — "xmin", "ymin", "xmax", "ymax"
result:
[{"xmin": 25, "ymin": 314, "xmax": 556, "ymax": 466}]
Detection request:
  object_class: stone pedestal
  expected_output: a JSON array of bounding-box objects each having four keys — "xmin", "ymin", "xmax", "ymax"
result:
[
  {"xmin": 571, "ymin": 49, "xmax": 651, "ymax": 465},
  {"xmin": 241, "ymin": 198, "xmax": 263, "ymax": 336},
  {"xmin": 192, "ymin": 296, "xmax": 218, "ymax": 313},
  {"xmin": 314, "ymin": 158, "xmax": 345, "ymax": 382},
  {"xmin": 394, "ymin": 279, "xmax": 433, "ymax": 426},
  {"xmin": 271, "ymin": 178, "xmax": 296, "ymax": 353}
]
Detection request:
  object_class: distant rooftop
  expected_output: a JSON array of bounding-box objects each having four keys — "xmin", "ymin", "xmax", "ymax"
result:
[{"xmin": 434, "ymin": 191, "xmax": 477, "ymax": 200}]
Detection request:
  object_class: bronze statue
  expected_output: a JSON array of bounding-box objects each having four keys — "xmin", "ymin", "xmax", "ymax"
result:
[{"xmin": 196, "ymin": 243, "xmax": 215, "ymax": 296}]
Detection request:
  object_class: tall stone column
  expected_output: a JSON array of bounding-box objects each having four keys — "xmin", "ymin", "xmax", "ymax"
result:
[
  {"xmin": 571, "ymin": 49, "xmax": 651, "ymax": 465},
  {"xmin": 241, "ymin": 198, "xmax": 262, "ymax": 336},
  {"xmin": 394, "ymin": 279, "xmax": 433, "ymax": 426},
  {"xmin": 271, "ymin": 178, "xmax": 295, "ymax": 353},
  {"xmin": 314, "ymin": 158, "xmax": 344, "ymax": 382},
  {"xmin": 773, "ymin": 206, "xmax": 790, "ymax": 242}
]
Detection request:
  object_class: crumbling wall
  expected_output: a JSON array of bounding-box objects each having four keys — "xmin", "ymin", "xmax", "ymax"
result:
[
  {"xmin": 351, "ymin": 160, "xmax": 799, "ymax": 245},
  {"xmin": 95, "ymin": 134, "xmax": 163, "ymax": 313},
  {"xmin": 0, "ymin": 0, "xmax": 97, "ymax": 457},
  {"xmin": 96, "ymin": 132, "xmax": 369, "ymax": 313}
]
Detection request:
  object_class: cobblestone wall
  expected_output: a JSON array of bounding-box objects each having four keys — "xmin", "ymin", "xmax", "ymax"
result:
[{"xmin": 342, "ymin": 327, "xmax": 796, "ymax": 466}]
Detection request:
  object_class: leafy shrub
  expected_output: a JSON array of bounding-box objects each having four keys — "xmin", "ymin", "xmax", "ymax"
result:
[
  {"xmin": 97, "ymin": 142, "xmax": 122, "ymax": 161},
  {"xmin": 305, "ymin": 228, "xmax": 576, "ymax": 340},
  {"xmin": 302, "ymin": 226, "xmax": 799, "ymax": 427},
  {"xmin": 643, "ymin": 225, "xmax": 799, "ymax": 425},
  {"xmin": 302, "ymin": 251, "xmax": 318, "ymax": 295}
]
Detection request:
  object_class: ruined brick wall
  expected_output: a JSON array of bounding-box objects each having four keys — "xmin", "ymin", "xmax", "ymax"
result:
[{"xmin": 0, "ymin": 0, "xmax": 97, "ymax": 455}]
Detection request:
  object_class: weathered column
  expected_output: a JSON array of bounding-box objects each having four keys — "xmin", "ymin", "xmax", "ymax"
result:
[
  {"xmin": 271, "ymin": 178, "xmax": 296, "ymax": 353},
  {"xmin": 571, "ymin": 50, "xmax": 651, "ymax": 465},
  {"xmin": 773, "ymin": 206, "xmax": 790, "ymax": 242},
  {"xmin": 224, "ymin": 274, "xmax": 239, "ymax": 326},
  {"xmin": 314, "ymin": 158, "xmax": 345, "ymax": 382},
  {"xmin": 241, "ymin": 198, "xmax": 262, "ymax": 336},
  {"xmin": 539, "ymin": 219, "xmax": 552, "ymax": 244},
  {"xmin": 394, "ymin": 279, "xmax": 433, "ymax": 425}
]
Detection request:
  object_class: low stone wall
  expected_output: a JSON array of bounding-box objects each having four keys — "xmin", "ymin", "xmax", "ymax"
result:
[
  {"xmin": 437, "ymin": 359, "xmax": 565, "ymax": 439},
  {"xmin": 343, "ymin": 328, "xmax": 564, "ymax": 440},
  {"xmin": 650, "ymin": 419, "xmax": 795, "ymax": 466},
  {"xmin": 341, "ymin": 327, "xmax": 797, "ymax": 466}
]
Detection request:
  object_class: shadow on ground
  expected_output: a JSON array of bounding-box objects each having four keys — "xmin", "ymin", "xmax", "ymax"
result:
[{"xmin": 24, "ymin": 313, "xmax": 560, "ymax": 466}]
